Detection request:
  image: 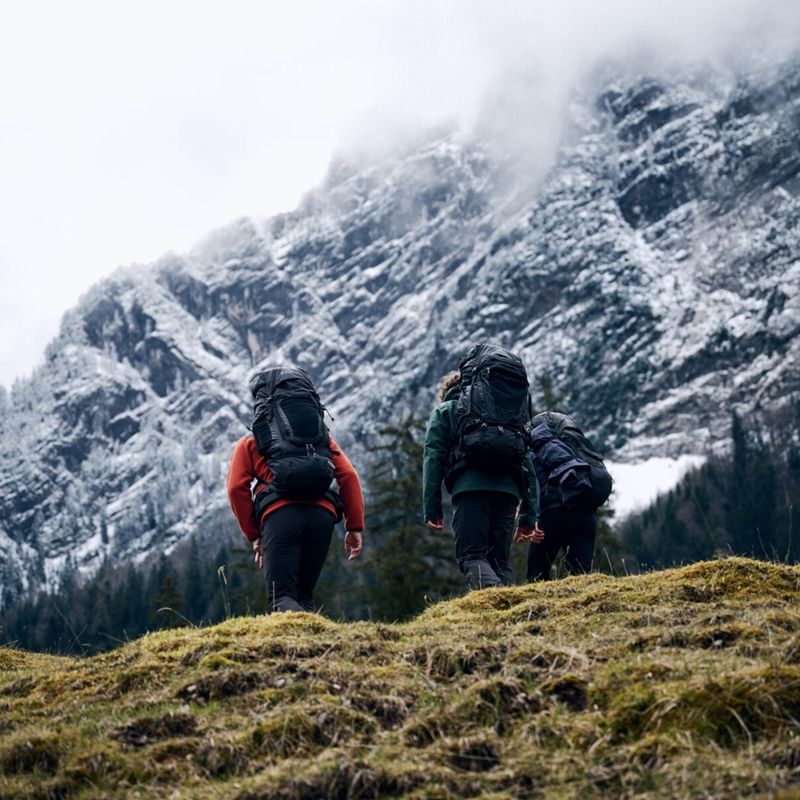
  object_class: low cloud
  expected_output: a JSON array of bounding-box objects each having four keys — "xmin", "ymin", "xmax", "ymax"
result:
[{"xmin": 0, "ymin": 0, "xmax": 798, "ymax": 386}]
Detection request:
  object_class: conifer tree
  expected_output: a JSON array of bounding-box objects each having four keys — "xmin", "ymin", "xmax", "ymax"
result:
[
  {"xmin": 534, "ymin": 374, "xmax": 567, "ymax": 414},
  {"xmin": 364, "ymin": 415, "xmax": 462, "ymax": 621},
  {"xmin": 594, "ymin": 504, "xmax": 626, "ymax": 572},
  {"xmin": 121, "ymin": 566, "xmax": 148, "ymax": 639},
  {"xmin": 315, "ymin": 532, "xmax": 367, "ymax": 620},
  {"xmin": 149, "ymin": 559, "xmax": 184, "ymax": 629},
  {"xmin": 226, "ymin": 545, "xmax": 268, "ymax": 616},
  {"xmin": 184, "ymin": 537, "xmax": 206, "ymax": 623}
]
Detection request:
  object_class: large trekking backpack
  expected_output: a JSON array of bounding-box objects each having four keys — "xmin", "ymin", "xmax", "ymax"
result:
[
  {"xmin": 529, "ymin": 411, "xmax": 613, "ymax": 510},
  {"xmin": 450, "ymin": 344, "xmax": 532, "ymax": 475},
  {"xmin": 249, "ymin": 367, "xmax": 335, "ymax": 504}
]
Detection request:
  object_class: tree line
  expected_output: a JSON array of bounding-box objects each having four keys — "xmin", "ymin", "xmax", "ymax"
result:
[
  {"xmin": 620, "ymin": 401, "xmax": 800, "ymax": 567},
  {"xmin": 2, "ymin": 399, "xmax": 798, "ymax": 655}
]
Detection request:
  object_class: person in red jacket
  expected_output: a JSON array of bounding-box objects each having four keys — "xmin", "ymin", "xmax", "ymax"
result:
[{"xmin": 227, "ymin": 369, "xmax": 365, "ymax": 613}]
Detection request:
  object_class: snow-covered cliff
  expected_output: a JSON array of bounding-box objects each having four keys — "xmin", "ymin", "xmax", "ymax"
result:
[{"xmin": 1, "ymin": 58, "xmax": 799, "ymax": 608}]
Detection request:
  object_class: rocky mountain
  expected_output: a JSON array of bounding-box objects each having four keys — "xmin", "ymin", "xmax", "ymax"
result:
[{"xmin": 1, "ymin": 57, "xmax": 799, "ymax": 609}]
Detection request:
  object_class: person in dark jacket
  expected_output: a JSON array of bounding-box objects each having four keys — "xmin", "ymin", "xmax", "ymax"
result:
[
  {"xmin": 423, "ymin": 371, "xmax": 541, "ymax": 589},
  {"xmin": 526, "ymin": 414, "xmax": 599, "ymax": 580},
  {"xmin": 227, "ymin": 378, "xmax": 364, "ymax": 613}
]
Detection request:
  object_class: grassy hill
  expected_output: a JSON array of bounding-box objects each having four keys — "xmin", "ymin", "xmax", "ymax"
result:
[{"xmin": 2, "ymin": 557, "xmax": 800, "ymax": 799}]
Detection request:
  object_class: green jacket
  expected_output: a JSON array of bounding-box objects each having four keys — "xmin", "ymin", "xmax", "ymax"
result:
[{"xmin": 422, "ymin": 397, "xmax": 538, "ymax": 526}]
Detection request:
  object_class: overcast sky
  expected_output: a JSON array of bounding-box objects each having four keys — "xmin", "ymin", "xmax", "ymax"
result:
[{"xmin": 1, "ymin": 0, "xmax": 798, "ymax": 388}]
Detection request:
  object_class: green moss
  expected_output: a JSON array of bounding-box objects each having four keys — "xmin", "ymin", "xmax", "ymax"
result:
[
  {"xmin": 3, "ymin": 557, "xmax": 800, "ymax": 798},
  {"xmin": 658, "ymin": 665, "xmax": 800, "ymax": 745},
  {"xmin": 198, "ymin": 652, "xmax": 237, "ymax": 671},
  {"xmin": 0, "ymin": 649, "xmax": 23, "ymax": 672}
]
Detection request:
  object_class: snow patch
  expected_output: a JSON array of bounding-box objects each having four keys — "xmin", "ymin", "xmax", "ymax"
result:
[{"xmin": 607, "ymin": 455, "xmax": 707, "ymax": 520}]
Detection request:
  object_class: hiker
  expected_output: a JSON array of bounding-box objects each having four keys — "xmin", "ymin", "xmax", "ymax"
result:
[
  {"xmin": 227, "ymin": 366, "xmax": 364, "ymax": 612},
  {"xmin": 423, "ymin": 344, "xmax": 541, "ymax": 589},
  {"xmin": 526, "ymin": 411, "xmax": 613, "ymax": 580}
]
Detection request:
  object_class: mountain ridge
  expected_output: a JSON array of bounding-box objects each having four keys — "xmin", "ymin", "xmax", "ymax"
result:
[{"xmin": 1, "ymin": 57, "xmax": 799, "ymax": 608}]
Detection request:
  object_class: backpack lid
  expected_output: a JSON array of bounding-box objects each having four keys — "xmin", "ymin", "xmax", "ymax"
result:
[
  {"xmin": 531, "ymin": 411, "xmax": 581, "ymax": 437},
  {"xmin": 249, "ymin": 365, "xmax": 316, "ymax": 400},
  {"xmin": 455, "ymin": 343, "xmax": 531, "ymax": 431},
  {"xmin": 458, "ymin": 343, "xmax": 529, "ymax": 388},
  {"xmin": 250, "ymin": 366, "xmax": 324, "ymax": 430}
]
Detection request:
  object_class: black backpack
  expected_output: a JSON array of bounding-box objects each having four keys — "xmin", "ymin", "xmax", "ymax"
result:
[
  {"xmin": 450, "ymin": 344, "xmax": 532, "ymax": 475},
  {"xmin": 249, "ymin": 367, "xmax": 335, "ymax": 504},
  {"xmin": 529, "ymin": 411, "xmax": 613, "ymax": 510}
]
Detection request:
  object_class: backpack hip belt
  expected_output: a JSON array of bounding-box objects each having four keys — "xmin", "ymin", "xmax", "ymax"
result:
[{"xmin": 253, "ymin": 482, "xmax": 345, "ymax": 526}]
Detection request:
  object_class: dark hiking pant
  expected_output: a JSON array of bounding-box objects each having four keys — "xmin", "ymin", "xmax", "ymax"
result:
[
  {"xmin": 453, "ymin": 490, "xmax": 517, "ymax": 590},
  {"xmin": 527, "ymin": 505, "xmax": 596, "ymax": 581},
  {"xmin": 261, "ymin": 504, "xmax": 335, "ymax": 613}
]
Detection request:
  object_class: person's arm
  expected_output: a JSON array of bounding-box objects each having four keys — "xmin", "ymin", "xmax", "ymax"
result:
[
  {"xmin": 519, "ymin": 450, "xmax": 539, "ymax": 527},
  {"xmin": 330, "ymin": 437, "xmax": 365, "ymax": 533},
  {"xmin": 514, "ymin": 451, "xmax": 544, "ymax": 543},
  {"xmin": 226, "ymin": 438, "xmax": 261, "ymax": 542},
  {"xmin": 423, "ymin": 404, "xmax": 450, "ymax": 526}
]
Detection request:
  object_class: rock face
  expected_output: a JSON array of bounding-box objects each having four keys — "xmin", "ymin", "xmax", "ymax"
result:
[{"xmin": 1, "ymin": 59, "xmax": 799, "ymax": 608}]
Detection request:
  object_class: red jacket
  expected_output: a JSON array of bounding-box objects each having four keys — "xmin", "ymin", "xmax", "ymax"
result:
[{"xmin": 226, "ymin": 435, "xmax": 365, "ymax": 541}]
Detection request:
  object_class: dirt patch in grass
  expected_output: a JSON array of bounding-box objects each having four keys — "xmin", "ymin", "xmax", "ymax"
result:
[
  {"xmin": 410, "ymin": 641, "xmax": 508, "ymax": 678},
  {"xmin": 234, "ymin": 755, "xmax": 425, "ymax": 800},
  {"xmin": 0, "ymin": 733, "xmax": 63, "ymax": 776},
  {"xmin": 457, "ymin": 676, "xmax": 542, "ymax": 730},
  {"xmin": 110, "ymin": 710, "xmax": 198, "ymax": 746},
  {"xmin": 541, "ymin": 674, "xmax": 589, "ymax": 711},
  {"xmin": 250, "ymin": 703, "xmax": 377, "ymax": 759},
  {"xmin": 194, "ymin": 740, "xmax": 249, "ymax": 778},
  {"xmin": 440, "ymin": 732, "xmax": 501, "ymax": 772},
  {"xmin": 178, "ymin": 669, "xmax": 268, "ymax": 702},
  {"xmin": 345, "ymin": 691, "xmax": 413, "ymax": 728},
  {"xmin": 0, "ymin": 676, "xmax": 38, "ymax": 698}
]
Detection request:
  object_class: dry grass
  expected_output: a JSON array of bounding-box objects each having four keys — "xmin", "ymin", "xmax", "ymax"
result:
[{"xmin": 2, "ymin": 557, "xmax": 800, "ymax": 799}]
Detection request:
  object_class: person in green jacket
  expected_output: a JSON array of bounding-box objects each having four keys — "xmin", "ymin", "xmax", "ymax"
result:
[{"xmin": 423, "ymin": 370, "xmax": 542, "ymax": 589}]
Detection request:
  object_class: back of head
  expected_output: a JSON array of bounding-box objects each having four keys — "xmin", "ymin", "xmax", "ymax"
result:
[{"xmin": 438, "ymin": 371, "xmax": 461, "ymax": 402}]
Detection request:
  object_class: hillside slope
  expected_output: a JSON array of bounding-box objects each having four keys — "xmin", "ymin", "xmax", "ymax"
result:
[{"xmin": 2, "ymin": 558, "xmax": 800, "ymax": 799}]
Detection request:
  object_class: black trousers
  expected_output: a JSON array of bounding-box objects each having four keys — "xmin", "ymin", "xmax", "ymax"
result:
[
  {"xmin": 453, "ymin": 490, "xmax": 517, "ymax": 589},
  {"xmin": 527, "ymin": 505, "xmax": 596, "ymax": 581},
  {"xmin": 261, "ymin": 504, "xmax": 335, "ymax": 612}
]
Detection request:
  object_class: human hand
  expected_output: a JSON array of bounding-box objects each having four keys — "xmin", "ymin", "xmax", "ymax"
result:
[
  {"xmin": 344, "ymin": 530, "xmax": 363, "ymax": 561},
  {"xmin": 513, "ymin": 525, "xmax": 533, "ymax": 543},
  {"xmin": 426, "ymin": 518, "xmax": 445, "ymax": 531},
  {"xmin": 252, "ymin": 538, "xmax": 264, "ymax": 569},
  {"xmin": 514, "ymin": 522, "xmax": 546, "ymax": 543}
]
